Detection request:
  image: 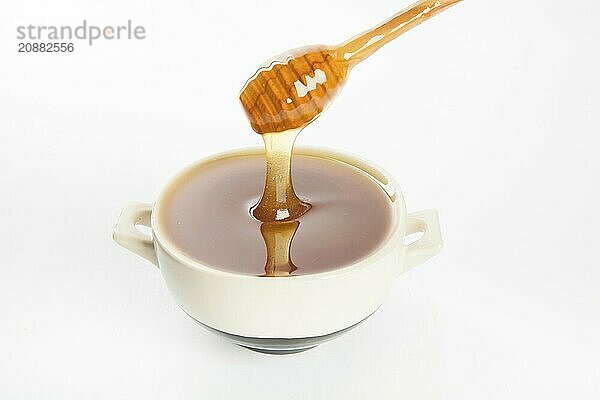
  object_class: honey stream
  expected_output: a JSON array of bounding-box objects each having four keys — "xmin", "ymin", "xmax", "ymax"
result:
[{"xmin": 240, "ymin": 0, "xmax": 461, "ymax": 276}]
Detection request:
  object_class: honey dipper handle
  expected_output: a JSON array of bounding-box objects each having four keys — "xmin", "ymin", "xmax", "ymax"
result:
[{"xmin": 337, "ymin": 0, "xmax": 462, "ymax": 68}]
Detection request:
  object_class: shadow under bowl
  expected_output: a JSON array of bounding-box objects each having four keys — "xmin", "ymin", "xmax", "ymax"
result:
[{"xmin": 186, "ymin": 310, "xmax": 376, "ymax": 355}]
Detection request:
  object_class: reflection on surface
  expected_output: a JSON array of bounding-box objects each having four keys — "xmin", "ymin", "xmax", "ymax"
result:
[{"xmin": 260, "ymin": 220, "xmax": 299, "ymax": 277}]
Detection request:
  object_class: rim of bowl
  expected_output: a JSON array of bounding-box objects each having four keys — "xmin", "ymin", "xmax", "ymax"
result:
[{"xmin": 151, "ymin": 145, "xmax": 407, "ymax": 281}]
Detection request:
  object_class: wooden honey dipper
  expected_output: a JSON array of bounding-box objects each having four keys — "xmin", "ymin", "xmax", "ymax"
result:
[
  {"xmin": 243, "ymin": 0, "xmax": 462, "ymax": 223},
  {"xmin": 240, "ymin": 0, "xmax": 462, "ymax": 134}
]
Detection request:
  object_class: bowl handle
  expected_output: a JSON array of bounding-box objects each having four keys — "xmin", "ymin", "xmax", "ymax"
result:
[
  {"xmin": 401, "ymin": 209, "xmax": 443, "ymax": 274},
  {"xmin": 113, "ymin": 202, "xmax": 158, "ymax": 267}
]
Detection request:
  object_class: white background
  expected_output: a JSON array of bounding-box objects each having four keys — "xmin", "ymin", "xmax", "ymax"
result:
[{"xmin": 2, "ymin": 0, "xmax": 599, "ymax": 398}]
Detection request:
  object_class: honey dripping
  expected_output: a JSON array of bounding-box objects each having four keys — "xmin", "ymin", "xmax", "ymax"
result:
[{"xmin": 240, "ymin": 0, "xmax": 462, "ymax": 275}]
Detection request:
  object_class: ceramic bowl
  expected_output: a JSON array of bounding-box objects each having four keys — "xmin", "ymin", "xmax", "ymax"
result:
[{"xmin": 113, "ymin": 147, "xmax": 442, "ymax": 354}]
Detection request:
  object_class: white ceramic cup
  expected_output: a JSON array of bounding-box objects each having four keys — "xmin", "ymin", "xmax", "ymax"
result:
[{"xmin": 113, "ymin": 147, "xmax": 442, "ymax": 353}]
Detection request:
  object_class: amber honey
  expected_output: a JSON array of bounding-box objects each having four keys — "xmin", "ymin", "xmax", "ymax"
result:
[{"xmin": 160, "ymin": 154, "xmax": 393, "ymax": 276}]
